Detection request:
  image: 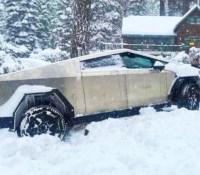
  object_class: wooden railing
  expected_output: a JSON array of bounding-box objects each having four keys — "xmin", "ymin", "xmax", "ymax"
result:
[{"xmin": 100, "ymin": 43, "xmax": 189, "ymax": 55}]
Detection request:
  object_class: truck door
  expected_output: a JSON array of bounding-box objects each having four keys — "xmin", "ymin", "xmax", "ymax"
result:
[
  {"xmin": 119, "ymin": 52, "xmax": 169, "ymax": 107},
  {"xmin": 80, "ymin": 55, "xmax": 127, "ymax": 115}
]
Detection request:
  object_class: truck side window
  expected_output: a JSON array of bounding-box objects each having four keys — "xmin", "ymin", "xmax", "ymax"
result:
[
  {"xmin": 81, "ymin": 55, "xmax": 123, "ymax": 70},
  {"xmin": 120, "ymin": 52, "xmax": 155, "ymax": 69}
]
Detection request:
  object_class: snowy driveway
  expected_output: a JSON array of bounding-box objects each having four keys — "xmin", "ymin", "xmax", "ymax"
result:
[{"xmin": 0, "ymin": 107, "xmax": 200, "ymax": 175}]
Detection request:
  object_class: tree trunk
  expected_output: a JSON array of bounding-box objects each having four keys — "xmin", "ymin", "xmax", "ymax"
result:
[
  {"xmin": 71, "ymin": 0, "xmax": 92, "ymax": 58},
  {"xmin": 160, "ymin": 0, "xmax": 166, "ymax": 16}
]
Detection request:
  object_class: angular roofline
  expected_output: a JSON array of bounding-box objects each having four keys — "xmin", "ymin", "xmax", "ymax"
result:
[
  {"xmin": 174, "ymin": 5, "xmax": 200, "ymax": 31},
  {"xmin": 77, "ymin": 49, "xmax": 169, "ymax": 63},
  {"xmin": 0, "ymin": 49, "xmax": 169, "ymax": 79}
]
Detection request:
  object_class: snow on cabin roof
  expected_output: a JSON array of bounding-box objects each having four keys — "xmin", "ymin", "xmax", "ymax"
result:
[
  {"xmin": 122, "ymin": 16, "xmax": 181, "ymax": 36},
  {"xmin": 122, "ymin": 5, "xmax": 200, "ymax": 36}
]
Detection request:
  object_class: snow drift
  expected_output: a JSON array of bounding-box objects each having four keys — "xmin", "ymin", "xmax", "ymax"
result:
[{"xmin": 0, "ymin": 107, "xmax": 200, "ymax": 175}]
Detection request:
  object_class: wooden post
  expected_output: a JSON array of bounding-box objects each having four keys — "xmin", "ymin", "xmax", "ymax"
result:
[{"xmin": 161, "ymin": 43, "xmax": 163, "ymax": 55}]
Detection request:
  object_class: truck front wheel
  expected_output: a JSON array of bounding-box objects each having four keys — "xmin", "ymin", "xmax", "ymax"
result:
[
  {"xmin": 18, "ymin": 105, "xmax": 66, "ymax": 139},
  {"xmin": 178, "ymin": 83, "xmax": 199, "ymax": 110}
]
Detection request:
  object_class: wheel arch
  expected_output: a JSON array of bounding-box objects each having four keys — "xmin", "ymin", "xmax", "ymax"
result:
[{"xmin": 13, "ymin": 88, "xmax": 75, "ymax": 131}]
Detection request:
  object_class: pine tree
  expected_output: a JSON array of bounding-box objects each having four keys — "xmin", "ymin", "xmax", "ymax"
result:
[
  {"xmin": 35, "ymin": 0, "xmax": 73, "ymax": 51},
  {"xmin": 168, "ymin": 0, "xmax": 182, "ymax": 16},
  {"xmin": 160, "ymin": 0, "xmax": 197, "ymax": 16},
  {"xmin": 51, "ymin": 0, "xmax": 73, "ymax": 52},
  {"xmin": 146, "ymin": 0, "xmax": 159, "ymax": 16},
  {"xmin": 90, "ymin": 0, "xmax": 122, "ymax": 51},
  {"xmin": 4, "ymin": 0, "xmax": 38, "ymax": 53},
  {"xmin": 36, "ymin": 0, "xmax": 52, "ymax": 49},
  {"xmin": 90, "ymin": 0, "xmax": 150, "ymax": 51},
  {"xmin": 182, "ymin": 0, "xmax": 197, "ymax": 15},
  {"xmin": 0, "ymin": 0, "xmax": 6, "ymax": 34},
  {"xmin": 125, "ymin": 0, "xmax": 148, "ymax": 16}
]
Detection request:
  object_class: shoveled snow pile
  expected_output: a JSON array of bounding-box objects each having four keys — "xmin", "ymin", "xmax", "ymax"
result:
[{"xmin": 1, "ymin": 107, "xmax": 200, "ymax": 175}]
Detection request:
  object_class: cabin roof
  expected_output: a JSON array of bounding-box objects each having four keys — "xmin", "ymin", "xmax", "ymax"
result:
[{"xmin": 122, "ymin": 5, "xmax": 200, "ymax": 36}]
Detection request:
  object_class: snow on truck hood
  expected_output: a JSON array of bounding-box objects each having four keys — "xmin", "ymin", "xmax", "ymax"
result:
[
  {"xmin": 165, "ymin": 62, "xmax": 200, "ymax": 77},
  {"xmin": 0, "ymin": 85, "xmax": 53, "ymax": 117}
]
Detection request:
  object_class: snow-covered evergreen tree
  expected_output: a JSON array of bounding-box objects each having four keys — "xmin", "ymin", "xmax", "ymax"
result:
[
  {"xmin": 35, "ymin": 0, "xmax": 73, "ymax": 52},
  {"xmin": 36, "ymin": 0, "xmax": 53, "ymax": 49},
  {"xmin": 0, "ymin": 0, "xmax": 175, "ymax": 57},
  {"xmin": 51, "ymin": 0, "xmax": 73, "ymax": 52},
  {"xmin": 160, "ymin": 0, "xmax": 197, "ymax": 16},
  {"xmin": 90, "ymin": 0, "xmax": 122, "ymax": 51},
  {"xmin": 90, "ymin": 0, "xmax": 149, "ymax": 51},
  {"xmin": 123, "ymin": 0, "xmax": 148, "ymax": 16},
  {"xmin": 146, "ymin": 0, "xmax": 159, "ymax": 16},
  {"xmin": 0, "ymin": 0, "xmax": 6, "ymax": 34},
  {"xmin": 4, "ymin": 0, "xmax": 38, "ymax": 56},
  {"xmin": 167, "ymin": 0, "xmax": 182, "ymax": 16}
]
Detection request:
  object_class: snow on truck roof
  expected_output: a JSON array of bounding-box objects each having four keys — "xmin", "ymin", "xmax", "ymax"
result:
[{"xmin": 122, "ymin": 5, "xmax": 200, "ymax": 36}]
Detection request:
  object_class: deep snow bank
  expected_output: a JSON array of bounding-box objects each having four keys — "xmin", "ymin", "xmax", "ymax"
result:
[{"xmin": 1, "ymin": 108, "xmax": 200, "ymax": 175}]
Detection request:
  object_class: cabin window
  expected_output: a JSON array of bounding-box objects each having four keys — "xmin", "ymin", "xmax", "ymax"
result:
[
  {"xmin": 186, "ymin": 17, "xmax": 196, "ymax": 24},
  {"xmin": 186, "ymin": 16, "xmax": 200, "ymax": 24},
  {"xmin": 197, "ymin": 17, "xmax": 200, "ymax": 24}
]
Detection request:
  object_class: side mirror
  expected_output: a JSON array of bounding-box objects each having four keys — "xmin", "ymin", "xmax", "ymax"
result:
[{"xmin": 153, "ymin": 61, "xmax": 165, "ymax": 71}]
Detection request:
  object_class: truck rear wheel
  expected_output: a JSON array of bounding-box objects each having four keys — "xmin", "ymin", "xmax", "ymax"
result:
[
  {"xmin": 19, "ymin": 105, "xmax": 66, "ymax": 139},
  {"xmin": 178, "ymin": 83, "xmax": 199, "ymax": 110}
]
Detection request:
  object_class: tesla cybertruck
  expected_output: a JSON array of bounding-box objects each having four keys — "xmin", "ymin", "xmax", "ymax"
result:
[{"xmin": 0, "ymin": 49, "xmax": 199, "ymax": 138}]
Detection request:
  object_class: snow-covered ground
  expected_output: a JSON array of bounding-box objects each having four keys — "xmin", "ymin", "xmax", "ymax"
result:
[{"xmin": 1, "ymin": 107, "xmax": 200, "ymax": 175}]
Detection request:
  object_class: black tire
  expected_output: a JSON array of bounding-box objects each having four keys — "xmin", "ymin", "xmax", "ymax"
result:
[
  {"xmin": 18, "ymin": 105, "xmax": 66, "ymax": 139},
  {"xmin": 178, "ymin": 83, "xmax": 199, "ymax": 110}
]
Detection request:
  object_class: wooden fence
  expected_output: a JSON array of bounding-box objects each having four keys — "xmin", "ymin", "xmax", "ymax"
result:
[{"xmin": 100, "ymin": 42, "xmax": 189, "ymax": 56}]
